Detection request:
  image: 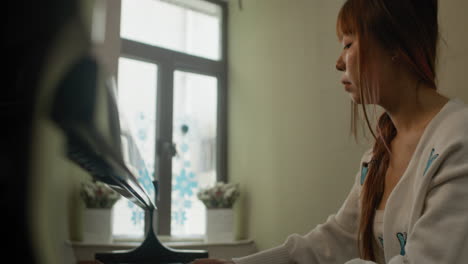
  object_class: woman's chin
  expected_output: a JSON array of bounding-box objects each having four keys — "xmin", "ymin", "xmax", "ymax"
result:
[
  {"xmin": 348, "ymin": 93, "xmax": 379, "ymax": 105},
  {"xmin": 348, "ymin": 92, "xmax": 362, "ymax": 104}
]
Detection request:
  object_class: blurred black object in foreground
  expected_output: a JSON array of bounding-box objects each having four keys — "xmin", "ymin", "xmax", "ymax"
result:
[{"xmin": 4, "ymin": 1, "xmax": 79, "ymax": 263}]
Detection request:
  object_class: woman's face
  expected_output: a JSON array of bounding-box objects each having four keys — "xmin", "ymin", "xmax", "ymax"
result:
[
  {"xmin": 336, "ymin": 34, "xmax": 398, "ymax": 106},
  {"xmin": 336, "ymin": 34, "xmax": 361, "ymax": 103}
]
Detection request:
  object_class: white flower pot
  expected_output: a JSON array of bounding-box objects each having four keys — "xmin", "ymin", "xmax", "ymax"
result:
[
  {"xmin": 205, "ymin": 208, "xmax": 234, "ymax": 243},
  {"xmin": 82, "ymin": 208, "xmax": 113, "ymax": 244}
]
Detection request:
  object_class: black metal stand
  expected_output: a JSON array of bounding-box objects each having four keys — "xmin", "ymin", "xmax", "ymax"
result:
[{"xmin": 95, "ymin": 207, "xmax": 208, "ymax": 264}]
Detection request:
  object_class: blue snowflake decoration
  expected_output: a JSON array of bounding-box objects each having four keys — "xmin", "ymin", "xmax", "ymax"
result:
[
  {"xmin": 138, "ymin": 167, "xmax": 153, "ymax": 192},
  {"xmin": 131, "ymin": 210, "xmax": 145, "ymax": 225},
  {"xmin": 133, "ymin": 158, "xmax": 155, "ymax": 199},
  {"xmin": 171, "ymin": 196, "xmax": 192, "ymax": 211},
  {"xmin": 172, "ymin": 210, "xmax": 188, "ymax": 225},
  {"xmin": 138, "ymin": 112, "xmax": 145, "ymax": 120},
  {"xmin": 183, "ymin": 199, "xmax": 192, "ymax": 209},
  {"xmin": 181, "ymin": 143, "xmax": 189, "ymax": 153},
  {"xmin": 126, "ymin": 200, "xmax": 145, "ymax": 226},
  {"xmin": 173, "ymin": 169, "xmax": 198, "ymax": 198},
  {"xmin": 137, "ymin": 129, "xmax": 147, "ymax": 140}
]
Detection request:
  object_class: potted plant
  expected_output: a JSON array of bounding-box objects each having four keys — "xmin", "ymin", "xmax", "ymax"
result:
[
  {"xmin": 197, "ymin": 182, "xmax": 240, "ymax": 242},
  {"xmin": 80, "ymin": 180, "xmax": 120, "ymax": 243}
]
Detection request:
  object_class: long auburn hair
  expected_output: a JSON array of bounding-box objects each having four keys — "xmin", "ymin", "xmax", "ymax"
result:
[{"xmin": 336, "ymin": 0, "xmax": 439, "ymax": 260}]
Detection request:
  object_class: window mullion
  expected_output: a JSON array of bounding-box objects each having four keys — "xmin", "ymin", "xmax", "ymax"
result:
[
  {"xmin": 217, "ymin": 70, "xmax": 227, "ymax": 183},
  {"xmin": 155, "ymin": 61, "xmax": 175, "ymax": 236}
]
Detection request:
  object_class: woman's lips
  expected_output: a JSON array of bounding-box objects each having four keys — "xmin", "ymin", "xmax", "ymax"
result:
[{"xmin": 342, "ymin": 81, "xmax": 352, "ymax": 90}]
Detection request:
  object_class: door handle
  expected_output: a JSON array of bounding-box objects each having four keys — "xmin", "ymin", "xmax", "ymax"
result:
[{"xmin": 158, "ymin": 140, "xmax": 177, "ymax": 158}]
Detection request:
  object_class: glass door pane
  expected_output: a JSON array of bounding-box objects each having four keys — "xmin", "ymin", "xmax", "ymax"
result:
[
  {"xmin": 171, "ymin": 70, "xmax": 218, "ymax": 237},
  {"xmin": 113, "ymin": 57, "xmax": 158, "ymax": 239}
]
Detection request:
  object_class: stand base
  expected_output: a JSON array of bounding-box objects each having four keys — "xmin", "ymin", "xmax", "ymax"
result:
[{"xmin": 95, "ymin": 209, "xmax": 208, "ymax": 264}]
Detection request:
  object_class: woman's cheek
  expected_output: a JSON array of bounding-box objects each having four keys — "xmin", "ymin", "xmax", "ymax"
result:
[{"xmin": 348, "ymin": 53, "xmax": 358, "ymax": 82}]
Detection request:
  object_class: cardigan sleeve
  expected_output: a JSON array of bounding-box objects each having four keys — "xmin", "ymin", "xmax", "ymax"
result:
[
  {"xmin": 232, "ymin": 150, "xmax": 373, "ymax": 264},
  {"xmin": 345, "ymin": 139, "xmax": 468, "ymax": 264}
]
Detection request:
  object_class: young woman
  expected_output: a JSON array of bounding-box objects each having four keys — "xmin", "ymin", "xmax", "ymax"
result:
[{"xmin": 192, "ymin": 0, "xmax": 468, "ymax": 263}]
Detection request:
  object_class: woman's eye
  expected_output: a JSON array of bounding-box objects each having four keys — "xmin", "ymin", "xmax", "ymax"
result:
[{"xmin": 344, "ymin": 42, "xmax": 352, "ymax": 49}]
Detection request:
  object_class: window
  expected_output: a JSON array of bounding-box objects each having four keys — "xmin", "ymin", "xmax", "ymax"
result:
[
  {"xmin": 112, "ymin": 0, "xmax": 227, "ymax": 239},
  {"xmin": 113, "ymin": 58, "xmax": 158, "ymax": 239},
  {"xmin": 120, "ymin": 0, "xmax": 222, "ymax": 60},
  {"xmin": 172, "ymin": 70, "xmax": 218, "ymax": 236}
]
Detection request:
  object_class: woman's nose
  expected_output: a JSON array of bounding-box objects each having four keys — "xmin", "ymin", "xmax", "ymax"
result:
[{"xmin": 336, "ymin": 55, "xmax": 345, "ymax": 71}]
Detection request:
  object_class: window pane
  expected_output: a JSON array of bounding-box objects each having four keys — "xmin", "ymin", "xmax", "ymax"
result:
[
  {"xmin": 121, "ymin": 0, "xmax": 222, "ymax": 60},
  {"xmin": 171, "ymin": 70, "xmax": 218, "ymax": 237},
  {"xmin": 113, "ymin": 57, "xmax": 158, "ymax": 239}
]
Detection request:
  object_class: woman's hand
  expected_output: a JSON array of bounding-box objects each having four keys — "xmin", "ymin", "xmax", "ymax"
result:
[{"xmin": 190, "ymin": 258, "xmax": 235, "ymax": 264}]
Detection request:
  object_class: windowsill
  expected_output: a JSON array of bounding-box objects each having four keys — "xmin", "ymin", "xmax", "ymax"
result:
[
  {"xmin": 67, "ymin": 238, "xmax": 254, "ymax": 248},
  {"xmin": 66, "ymin": 238, "xmax": 258, "ymax": 261},
  {"xmin": 111, "ymin": 234, "xmax": 207, "ymax": 244}
]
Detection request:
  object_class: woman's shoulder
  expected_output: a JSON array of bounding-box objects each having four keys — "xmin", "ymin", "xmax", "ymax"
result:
[
  {"xmin": 420, "ymin": 98, "xmax": 468, "ymax": 177},
  {"xmin": 443, "ymin": 97, "xmax": 468, "ymax": 122},
  {"xmin": 429, "ymin": 97, "xmax": 468, "ymax": 143}
]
